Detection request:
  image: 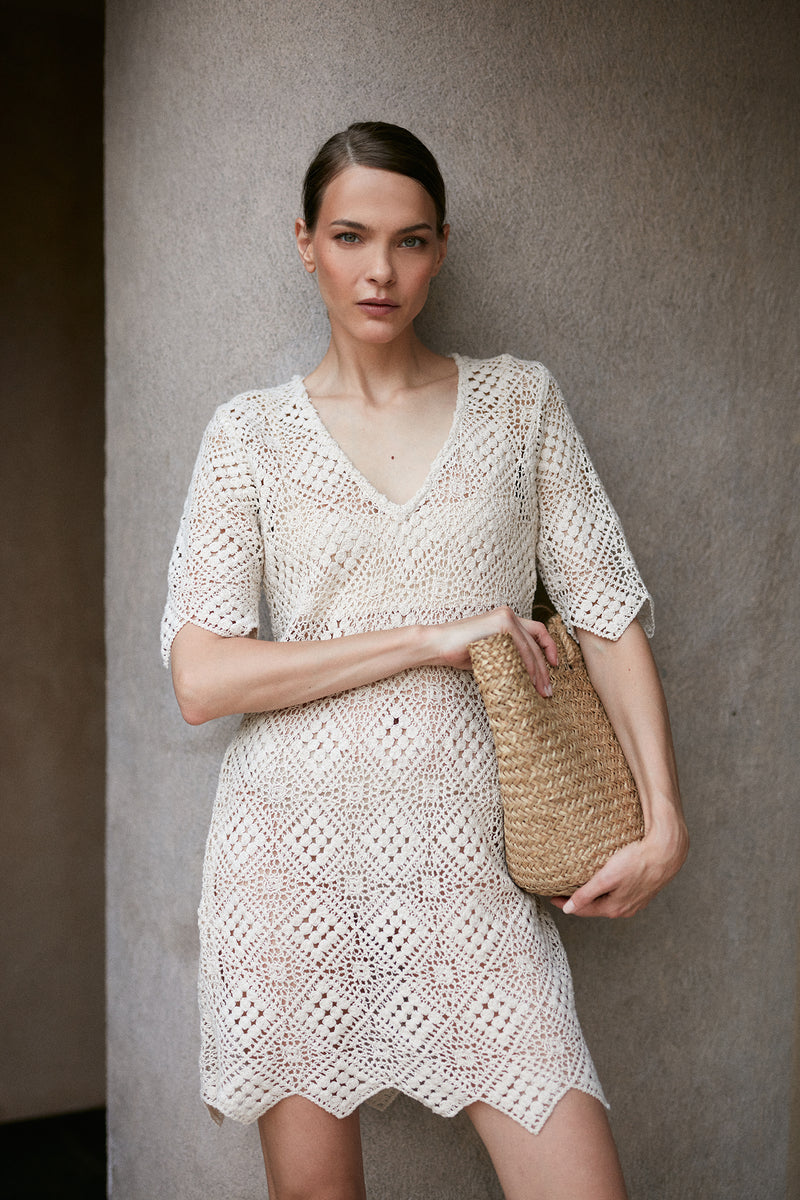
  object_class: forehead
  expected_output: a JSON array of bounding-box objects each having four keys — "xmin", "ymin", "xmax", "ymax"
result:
[{"xmin": 317, "ymin": 164, "xmax": 436, "ymax": 225}]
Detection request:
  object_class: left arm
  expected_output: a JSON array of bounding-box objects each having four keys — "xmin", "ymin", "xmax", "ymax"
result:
[{"xmin": 550, "ymin": 618, "xmax": 689, "ymax": 918}]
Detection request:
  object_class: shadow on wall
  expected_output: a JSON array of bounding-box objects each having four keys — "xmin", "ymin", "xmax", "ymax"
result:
[{"xmin": 1, "ymin": 0, "xmax": 106, "ymax": 1124}]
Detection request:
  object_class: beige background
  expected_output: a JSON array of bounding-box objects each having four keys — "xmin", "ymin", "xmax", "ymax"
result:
[{"xmin": 104, "ymin": 1, "xmax": 799, "ymax": 1197}]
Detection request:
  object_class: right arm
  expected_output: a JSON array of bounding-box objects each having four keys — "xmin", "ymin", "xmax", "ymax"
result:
[
  {"xmin": 170, "ymin": 606, "xmax": 557, "ymax": 725},
  {"xmin": 167, "ymin": 403, "xmax": 557, "ymax": 725}
]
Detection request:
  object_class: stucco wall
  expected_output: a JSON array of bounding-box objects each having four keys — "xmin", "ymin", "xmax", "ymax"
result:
[{"xmin": 105, "ymin": 1, "xmax": 799, "ymax": 1196}]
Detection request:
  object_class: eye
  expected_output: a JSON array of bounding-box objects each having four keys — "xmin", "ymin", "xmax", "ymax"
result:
[
  {"xmin": 400, "ymin": 235, "xmax": 426, "ymax": 248},
  {"xmin": 334, "ymin": 231, "xmax": 360, "ymax": 244}
]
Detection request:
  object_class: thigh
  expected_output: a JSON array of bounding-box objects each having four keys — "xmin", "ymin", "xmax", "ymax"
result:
[
  {"xmin": 257, "ymin": 1096, "xmax": 366, "ymax": 1200},
  {"xmin": 466, "ymin": 1090, "xmax": 628, "ymax": 1200}
]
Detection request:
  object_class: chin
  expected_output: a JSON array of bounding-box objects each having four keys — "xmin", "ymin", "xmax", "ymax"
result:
[
  {"xmin": 350, "ymin": 320, "xmax": 412, "ymax": 345},
  {"xmin": 364, "ymin": 327, "xmax": 407, "ymax": 343}
]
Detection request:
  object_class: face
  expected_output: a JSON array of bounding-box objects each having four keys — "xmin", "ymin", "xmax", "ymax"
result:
[{"xmin": 295, "ymin": 164, "xmax": 449, "ymax": 345}]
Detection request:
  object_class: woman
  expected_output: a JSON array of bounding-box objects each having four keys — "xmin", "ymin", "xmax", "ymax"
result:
[{"xmin": 163, "ymin": 122, "xmax": 688, "ymax": 1200}]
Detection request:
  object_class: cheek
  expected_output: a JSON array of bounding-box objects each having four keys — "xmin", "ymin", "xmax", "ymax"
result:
[
  {"xmin": 419, "ymin": 245, "xmax": 446, "ymax": 279},
  {"xmin": 408, "ymin": 261, "xmax": 437, "ymax": 294},
  {"xmin": 317, "ymin": 250, "xmax": 359, "ymax": 289}
]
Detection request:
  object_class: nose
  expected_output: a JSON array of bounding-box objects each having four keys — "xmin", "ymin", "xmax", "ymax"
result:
[{"xmin": 366, "ymin": 244, "xmax": 395, "ymax": 286}]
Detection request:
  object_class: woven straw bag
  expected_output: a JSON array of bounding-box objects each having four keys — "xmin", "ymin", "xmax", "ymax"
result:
[{"xmin": 468, "ymin": 614, "xmax": 644, "ymax": 896}]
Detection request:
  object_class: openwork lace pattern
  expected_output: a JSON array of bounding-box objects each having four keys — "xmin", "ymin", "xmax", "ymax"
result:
[{"xmin": 162, "ymin": 355, "xmax": 652, "ymax": 1131}]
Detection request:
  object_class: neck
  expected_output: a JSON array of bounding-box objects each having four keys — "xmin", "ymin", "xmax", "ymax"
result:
[{"xmin": 306, "ymin": 325, "xmax": 449, "ymax": 402}]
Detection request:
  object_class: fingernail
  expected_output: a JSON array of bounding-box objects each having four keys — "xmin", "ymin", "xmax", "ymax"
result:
[
  {"xmin": 563, "ymin": 899, "xmax": 575, "ymax": 914},
  {"xmin": 544, "ymin": 684, "xmax": 553, "ymax": 697}
]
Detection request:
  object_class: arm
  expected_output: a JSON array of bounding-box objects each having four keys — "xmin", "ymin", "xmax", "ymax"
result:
[
  {"xmin": 550, "ymin": 619, "xmax": 689, "ymax": 918},
  {"xmin": 170, "ymin": 605, "xmax": 558, "ymax": 725}
]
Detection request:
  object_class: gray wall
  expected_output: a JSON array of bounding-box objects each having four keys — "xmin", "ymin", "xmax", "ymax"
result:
[
  {"xmin": 1, "ymin": 0, "xmax": 105, "ymax": 1123},
  {"xmin": 105, "ymin": 1, "xmax": 799, "ymax": 1196}
]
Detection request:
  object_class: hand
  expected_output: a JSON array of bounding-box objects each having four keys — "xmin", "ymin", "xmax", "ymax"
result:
[
  {"xmin": 423, "ymin": 606, "xmax": 558, "ymax": 698},
  {"xmin": 549, "ymin": 818, "xmax": 689, "ymax": 919}
]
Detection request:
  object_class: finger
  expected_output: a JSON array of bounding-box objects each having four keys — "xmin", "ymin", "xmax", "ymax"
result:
[
  {"xmin": 511, "ymin": 620, "xmax": 558, "ymax": 697},
  {"xmin": 473, "ymin": 610, "xmax": 554, "ymax": 697},
  {"xmin": 525, "ymin": 620, "xmax": 559, "ymax": 667},
  {"xmin": 561, "ymin": 882, "xmax": 641, "ymax": 919},
  {"xmin": 514, "ymin": 631, "xmax": 553, "ymax": 697},
  {"xmin": 561, "ymin": 862, "xmax": 621, "ymax": 914}
]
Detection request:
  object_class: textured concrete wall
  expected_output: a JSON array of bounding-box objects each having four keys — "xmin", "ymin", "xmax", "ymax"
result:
[
  {"xmin": 105, "ymin": 1, "xmax": 799, "ymax": 1196},
  {"xmin": 1, "ymin": 0, "xmax": 105, "ymax": 1122}
]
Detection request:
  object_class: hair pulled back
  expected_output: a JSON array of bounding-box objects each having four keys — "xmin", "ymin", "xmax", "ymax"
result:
[{"xmin": 302, "ymin": 122, "xmax": 447, "ymax": 235}]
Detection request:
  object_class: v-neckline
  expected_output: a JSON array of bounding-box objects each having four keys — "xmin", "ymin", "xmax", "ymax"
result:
[{"xmin": 294, "ymin": 355, "xmax": 466, "ymax": 517}]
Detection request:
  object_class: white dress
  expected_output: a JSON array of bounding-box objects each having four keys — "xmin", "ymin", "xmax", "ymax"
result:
[{"xmin": 161, "ymin": 354, "xmax": 653, "ymax": 1133}]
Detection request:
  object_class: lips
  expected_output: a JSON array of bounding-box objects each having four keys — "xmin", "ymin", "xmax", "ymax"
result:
[{"xmin": 357, "ymin": 299, "xmax": 399, "ymax": 314}]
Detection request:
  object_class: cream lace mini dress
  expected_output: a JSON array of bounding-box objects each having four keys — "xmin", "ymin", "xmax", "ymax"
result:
[{"xmin": 161, "ymin": 354, "xmax": 653, "ymax": 1133}]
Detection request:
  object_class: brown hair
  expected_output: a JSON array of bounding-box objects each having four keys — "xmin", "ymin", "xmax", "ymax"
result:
[{"xmin": 302, "ymin": 122, "xmax": 447, "ymax": 234}]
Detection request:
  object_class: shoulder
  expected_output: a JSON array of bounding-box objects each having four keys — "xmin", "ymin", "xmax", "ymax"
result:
[
  {"xmin": 207, "ymin": 376, "xmax": 305, "ymax": 442},
  {"xmin": 456, "ymin": 352, "xmax": 555, "ymax": 401},
  {"xmin": 188, "ymin": 377, "xmax": 305, "ymax": 488}
]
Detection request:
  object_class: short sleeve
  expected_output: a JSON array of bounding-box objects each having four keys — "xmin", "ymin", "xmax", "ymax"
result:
[
  {"xmin": 160, "ymin": 408, "xmax": 265, "ymax": 667},
  {"xmin": 534, "ymin": 372, "xmax": 654, "ymax": 640}
]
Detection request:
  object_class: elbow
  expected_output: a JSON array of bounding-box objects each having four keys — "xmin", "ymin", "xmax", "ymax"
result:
[
  {"xmin": 179, "ymin": 699, "xmax": 213, "ymax": 727},
  {"xmin": 171, "ymin": 661, "xmax": 217, "ymax": 726}
]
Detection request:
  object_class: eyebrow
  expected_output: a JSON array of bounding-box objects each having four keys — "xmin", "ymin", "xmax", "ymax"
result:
[{"xmin": 329, "ymin": 219, "xmax": 434, "ymax": 234}]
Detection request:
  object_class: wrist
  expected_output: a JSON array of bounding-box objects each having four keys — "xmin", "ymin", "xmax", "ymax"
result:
[
  {"xmin": 643, "ymin": 806, "xmax": 689, "ymax": 860},
  {"xmin": 410, "ymin": 622, "xmax": 444, "ymax": 668}
]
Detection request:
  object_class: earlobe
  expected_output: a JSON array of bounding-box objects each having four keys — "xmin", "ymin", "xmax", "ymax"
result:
[
  {"xmin": 294, "ymin": 218, "xmax": 316, "ymax": 274},
  {"xmin": 431, "ymin": 223, "xmax": 450, "ymax": 278}
]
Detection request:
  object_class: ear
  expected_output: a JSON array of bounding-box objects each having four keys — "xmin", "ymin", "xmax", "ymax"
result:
[
  {"xmin": 295, "ymin": 218, "xmax": 316, "ymax": 273},
  {"xmin": 430, "ymin": 223, "xmax": 450, "ymax": 278}
]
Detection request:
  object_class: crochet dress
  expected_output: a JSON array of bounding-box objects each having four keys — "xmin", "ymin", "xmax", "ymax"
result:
[{"xmin": 161, "ymin": 354, "xmax": 653, "ymax": 1133}]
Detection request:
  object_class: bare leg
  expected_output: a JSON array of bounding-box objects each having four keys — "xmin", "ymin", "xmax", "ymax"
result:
[
  {"xmin": 257, "ymin": 1096, "xmax": 366, "ymax": 1200},
  {"xmin": 466, "ymin": 1090, "xmax": 628, "ymax": 1200}
]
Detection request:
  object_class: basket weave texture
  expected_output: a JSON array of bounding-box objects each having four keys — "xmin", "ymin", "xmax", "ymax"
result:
[{"xmin": 468, "ymin": 615, "xmax": 644, "ymax": 896}]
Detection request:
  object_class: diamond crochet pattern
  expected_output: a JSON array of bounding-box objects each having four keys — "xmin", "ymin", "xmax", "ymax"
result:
[{"xmin": 162, "ymin": 355, "xmax": 652, "ymax": 1130}]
